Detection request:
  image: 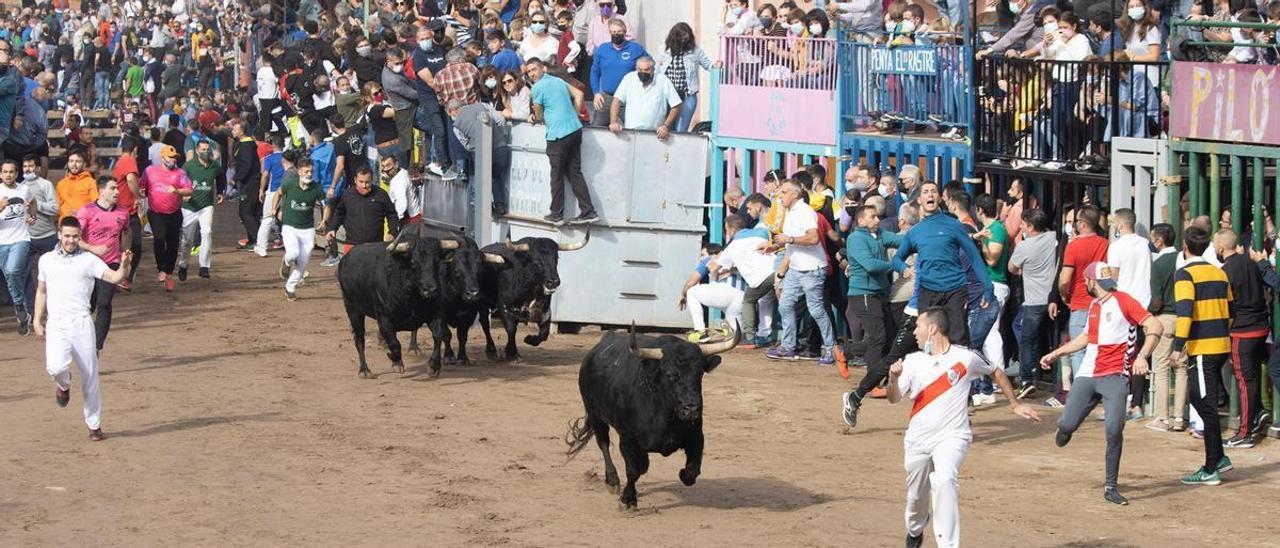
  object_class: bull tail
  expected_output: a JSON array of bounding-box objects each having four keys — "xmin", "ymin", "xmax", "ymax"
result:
[{"xmin": 564, "ymin": 416, "xmax": 593, "ymax": 460}]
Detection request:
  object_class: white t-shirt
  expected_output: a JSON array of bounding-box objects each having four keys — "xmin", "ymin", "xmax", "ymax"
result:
[
  {"xmin": 38, "ymin": 250, "xmax": 109, "ymax": 322},
  {"xmin": 613, "ymin": 72, "xmax": 683, "ymax": 131},
  {"xmin": 256, "ymin": 66, "xmax": 280, "ymax": 100},
  {"xmin": 716, "ymin": 235, "xmax": 774, "ymax": 288},
  {"xmin": 1124, "ymin": 25, "xmax": 1161, "ymax": 84},
  {"xmin": 519, "ymin": 35, "xmax": 560, "ymax": 64},
  {"xmin": 386, "ymin": 169, "xmax": 420, "ymax": 220},
  {"xmin": 1107, "ymin": 233, "xmax": 1153, "ymax": 308},
  {"xmin": 782, "ymin": 201, "xmax": 827, "ymax": 272},
  {"xmin": 897, "ymin": 345, "xmax": 995, "ymax": 453},
  {"xmin": 0, "ymin": 183, "xmax": 32, "ymax": 244}
]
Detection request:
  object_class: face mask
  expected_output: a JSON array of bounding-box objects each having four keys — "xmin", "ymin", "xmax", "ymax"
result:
[
  {"xmin": 791, "ymin": 22, "xmax": 804, "ymax": 35},
  {"xmin": 886, "ymin": 21, "xmax": 896, "ymax": 32},
  {"xmin": 638, "ymin": 72, "xmax": 653, "ymax": 84},
  {"xmin": 610, "ymin": 33, "xmax": 625, "ymax": 46},
  {"xmin": 23, "ymin": 172, "xmax": 35, "ymax": 181},
  {"xmin": 531, "ymin": 22, "xmax": 546, "ymax": 33},
  {"xmin": 418, "ymin": 39, "xmax": 431, "ymax": 50},
  {"xmin": 844, "ymin": 206, "xmax": 858, "ymax": 218},
  {"xmin": 163, "ymin": 159, "xmax": 176, "ymax": 169},
  {"xmin": 391, "ymin": 64, "xmax": 403, "ymax": 73},
  {"xmin": 484, "ymin": 77, "xmax": 497, "ymax": 89},
  {"xmin": 1010, "ymin": 1, "xmax": 1023, "ymax": 14},
  {"xmin": 853, "ymin": 181, "xmax": 868, "ymax": 192},
  {"xmin": 808, "ymin": 23, "xmax": 823, "ymax": 35},
  {"xmin": 1127, "ymin": 6, "xmax": 1145, "ymax": 19},
  {"xmin": 922, "ymin": 337, "xmax": 934, "ymax": 355},
  {"xmin": 600, "ymin": 5, "xmax": 614, "ymax": 17},
  {"xmin": 357, "ymin": 45, "xmax": 371, "ymax": 56},
  {"xmin": 730, "ymin": 6, "xmax": 743, "ymax": 16},
  {"xmin": 374, "ymin": 92, "xmax": 385, "ymax": 102},
  {"xmin": 1064, "ymin": 223, "xmax": 1075, "ymax": 238},
  {"xmin": 760, "ymin": 16, "xmax": 774, "ymax": 27},
  {"xmin": 1044, "ymin": 21, "xmax": 1059, "ymax": 32}
]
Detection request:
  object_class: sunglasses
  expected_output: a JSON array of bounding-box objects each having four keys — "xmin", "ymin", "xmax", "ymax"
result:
[{"xmin": 503, "ymin": 77, "xmax": 515, "ymax": 83}]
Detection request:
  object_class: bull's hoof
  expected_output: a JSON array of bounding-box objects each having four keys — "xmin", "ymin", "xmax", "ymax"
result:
[
  {"xmin": 618, "ymin": 498, "xmax": 638, "ymax": 511},
  {"xmin": 605, "ymin": 479, "xmax": 620, "ymax": 494},
  {"xmin": 523, "ymin": 335, "xmax": 543, "ymax": 347},
  {"xmin": 408, "ymin": 345, "xmax": 422, "ymax": 356},
  {"xmin": 485, "ymin": 347, "xmax": 499, "ymax": 360},
  {"xmin": 428, "ymin": 366, "xmax": 442, "ymax": 378},
  {"xmin": 393, "ymin": 361, "xmax": 405, "ymax": 374},
  {"xmin": 678, "ymin": 469, "xmax": 698, "ymax": 486},
  {"xmin": 358, "ymin": 368, "xmax": 371, "ymax": 378}
]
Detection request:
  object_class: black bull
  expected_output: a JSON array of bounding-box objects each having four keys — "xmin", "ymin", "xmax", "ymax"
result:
[{"xmin": 566, "ymin": 325, "xmax": 738, "ymax": 509}]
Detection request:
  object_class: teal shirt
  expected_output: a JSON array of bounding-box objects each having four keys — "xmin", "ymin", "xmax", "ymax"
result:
[
  {"xmin": 846, "ymin": 228, "xmax": 904, "ymax": 296},
  {"xmin": 531, "ymin": 75, "xmax": 582, "ymax": 141},
  {"xmin": 983, "ymin": 219, "xmax": 1011, "ymax": 284}
]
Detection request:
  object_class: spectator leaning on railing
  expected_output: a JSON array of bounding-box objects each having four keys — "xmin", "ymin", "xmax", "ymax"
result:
[
  {"xmin": 589, "ymin": 19, "xmax": 646, "ymax": 126},
  {"xmin": 608, "ymin": 56, "xmax": 682, "ymax": 139}
]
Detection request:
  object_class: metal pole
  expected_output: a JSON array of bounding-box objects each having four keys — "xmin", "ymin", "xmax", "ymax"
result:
[
  {"xmin": 1274, "ymin": 162, "xmax": 1280, "ymax": 432},
  {"xmin": 1253, "ymin": 157, "xmax": 1264, "ymax": 247},
  {"xmin": 476, "ymin": 116, "xmax": 494, "ymax": 244},
  {"xmin": 1189, "ymin": 151, "xmax": 1200, "ymax": 222},
  {"xmin": 1209, "ymin": 153, "xmax": 1220, "ymax": 227},
  {"xmin": 1230, "ymin": 155, "xmax": 1243, "ymax": 234}
]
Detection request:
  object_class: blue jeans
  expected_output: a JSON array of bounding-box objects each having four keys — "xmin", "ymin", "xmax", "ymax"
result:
[
  {"xmin": 94, "ymin": 70, "xmax": 110, "ymax": 108},
  {"xmin": 414, "ymin": 96, "xmax": 450, "ymax": 165},
  {"xmin": 1068, "ymin": 309, "xmax": 1089, "ymax": 374},
  {"xmin": 778, "ymin": 268, "xmax": 835, "ymax": 352},
  {"xmin": 0, "ymin": 240, "xmax": 32, "ymax": 310},
  {"xmin": 24, "ymin": 235, "xmax": 57, "ymax": 310},
  {"xmin": 675, "ymin": 93, "xmax": 698, "ymax": 133},
  {"xmin": 968, "ymin": 299, "xmax": 998, "ymax": 395},
  {"xmin": 1018, "ymin": 305, "xmax": 1049, "ymax": 384}
]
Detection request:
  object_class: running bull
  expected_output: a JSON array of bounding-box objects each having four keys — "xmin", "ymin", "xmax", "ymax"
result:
[
  {"xmin": 566, "ymin": 324, "xmax": 738, "ymax": 509},
  {"xmin": 337, "ymin": 231, "xmax": 460, "ymax": 378},
  {"xmin": 476, "ymin": 229, "xmax": 589, "ymax": 361}
]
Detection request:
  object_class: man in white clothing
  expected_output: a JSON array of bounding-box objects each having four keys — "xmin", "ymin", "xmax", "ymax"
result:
[
  {"xmin": 763, "ymin": 179, "xmax": 837, "ymax": 365},
  {"xmin": 379, "ymin": 154, "xmax": 421, "ymax": 224},
  {"xmin": 33, "ymin": 217, "xmax": 133, "ymax": 441},
  {"xmin": 889, "ymin": 307, "xmax": 1039, "ymax": 548},
  {"xmin": 608, "ymin": 56, "xmax": 682, "ymax": 139},
  {"xmin": 1106, "ymin": 208, "xmax": 1153, "ymax": 419}
]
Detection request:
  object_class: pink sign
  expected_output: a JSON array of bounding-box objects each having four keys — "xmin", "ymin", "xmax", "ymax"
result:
[
  {"xmin": 1171, "ymin": 62, "xmax": 1280, "ymax": 145},
  {"xmin": 716, "ymin": 85, "xmax": 837, "ymax": 146}
]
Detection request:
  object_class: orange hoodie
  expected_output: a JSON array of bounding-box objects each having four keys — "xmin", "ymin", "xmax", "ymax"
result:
[{"xmin": 57, "ymin": 170, "xmax": 98, "ymax": 221}]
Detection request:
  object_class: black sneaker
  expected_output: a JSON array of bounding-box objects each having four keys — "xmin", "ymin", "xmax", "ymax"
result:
[
  {"xmin": 1252, "ymin": 412, "xmax": 1271, "ymax": 435},
  {"xmin": 56, "ymin": 387, "xmax": 70, "ymax": 407},
  {"xmin": 1223, "ymin": 434, "xmax": 1257, "ymax": 448},
  {"xmin": 1017, "ymin": 383, "xmax": 1037, "ymax": 399},
  {"xmin": 88, "ymin": 428, "xmax": 105, "ymax": 441},
  {"xmin": 17, "ymin": 307, "xmax": 30, "ymax": 336},
  {"xmin": 568, "ymin": 212, "xmax": 599, "ymax": 225},
  {"xmin": 1104, "ymin": 486, "xmax": 1128, "ymax": 505},
  {"xmin": 177, "ymin": 267, "xmax": 188, "ymax": 281},
  {"xmin": 198, "ymin": 267, "xmax": 210, "ymax": 279},
  {"xmin": 1055, "ymin": 429, "xmax": 1072, "ymax": 447},
  {"xmin": 905, "ymin": 533, "xmax": 924, "ymax": 548},
  {"xmin": 842, "ymin": 391, "xmax": 861, "ymax": 429},
  {"xmin": 543, "ymin": 214, "xmax": 565, "ymax": 226}
]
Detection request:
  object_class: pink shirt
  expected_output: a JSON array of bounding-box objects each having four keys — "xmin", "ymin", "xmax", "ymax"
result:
[
  {"xmin": 76, "ymin": 202, "xmax": 130, "ymax": 265},
  {"xmin": 140, "ymin": 165, "xmax": 194, "ymax": 214},
  {"xmin": 587, "ymin": 14, "xmax": 631, "ymax": 56}
]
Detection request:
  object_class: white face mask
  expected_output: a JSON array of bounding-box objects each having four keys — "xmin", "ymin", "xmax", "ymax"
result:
[
  {"xmin": 1044, "ymin": 21, "xmax": 1059, "ymax": 32},
  {"xmin": 900, "ymin": 19, "xmax": 915, "ymax": 33},
  {"xmin": 484, "ymin": 77, "xmax": 497, "ymax": 89},
  {"xmin": 922, "ymin": 337, "xmax": 934, "ymax": 355},
  {"xmin": 1127, "ymin": 6, "xmax": 1145, "ymax": 20},
  {"xmin": 808, "ymin": 23, "xmax": 823, "ymax": 35},
  {"xmin": 790, "ymin": 22, "xmax": 804, "ymax": 35}
]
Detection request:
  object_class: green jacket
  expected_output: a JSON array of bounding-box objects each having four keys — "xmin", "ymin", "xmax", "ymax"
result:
[{"xmin": 846, "ymin": 227, "xmax": 903, "ymax": 297}]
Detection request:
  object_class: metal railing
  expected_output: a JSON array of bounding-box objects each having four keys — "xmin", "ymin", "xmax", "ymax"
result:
[
  {"xmin": 838, "ymin": 42, "xmax": 972, "ymax": 131},
  {"xmin": 719, "ymin": 34, "xmax": 838, "ymax": 91},
  {"xmin": 973, "ymin": 56, "xmax": 1168, "ymax": 171}
]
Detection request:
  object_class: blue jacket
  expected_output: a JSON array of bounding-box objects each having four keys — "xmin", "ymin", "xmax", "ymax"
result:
[
  {"xmin": 591, "ymin": 41, "xmax": 647, "ymax": 96},
  {"xmin": 489, "ymin": 48, "xmax": 524, "ymax": 74},
  {"xmin": 892, "ymin": 211, "xmax": 994, "ymax": 301},
  {"xmin": 847, "ymin": 228, "xmax": 903, "ymax": 296}
]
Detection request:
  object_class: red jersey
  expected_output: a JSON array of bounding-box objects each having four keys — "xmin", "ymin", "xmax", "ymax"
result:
[
  {"xmin": 1080, "ymin": 291, "xmax": 1151, "ymax": 377},
  {"xmin": 1063, "ymin": 234, "xmax": 1109, "ymax": 311}
]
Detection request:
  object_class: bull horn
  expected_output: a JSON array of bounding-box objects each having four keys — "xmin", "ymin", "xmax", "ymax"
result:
[
  {"xmin": 698, "ymin": 322, "xmax": 740, "ymax": 356},
  {"xmin": 505, "ymin": 237, "xmax": 531, "ymax": 253},
  {"xmin": 483, "ymin": 252, "xmax": 506, "ymax": 264},
  {"xmin": 385, "ymin": 227, "xmax": 407, "ymax": 252},
  {"xmin": 440, "ymin": 239, "xmax": 461, "ymax": 250},
  {"xmin": 557, "ymin": 227, "xmax": 591, "ymax": 252},
  {"xmin": 628, "ymin": 322, "xmax": 663, "ymax": 360}
]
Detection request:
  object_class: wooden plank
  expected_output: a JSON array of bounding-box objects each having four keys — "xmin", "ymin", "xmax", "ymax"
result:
[{"xmin": 48, "ymin": 128, "xmax": 123, "ymax": 139}]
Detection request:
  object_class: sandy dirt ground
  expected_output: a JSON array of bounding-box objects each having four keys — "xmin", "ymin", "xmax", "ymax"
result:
[{"xmin": 2, "ymin": 207, "xmax": 1279, "ymax": 548}]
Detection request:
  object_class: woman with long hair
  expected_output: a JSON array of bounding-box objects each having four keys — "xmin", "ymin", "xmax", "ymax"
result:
[
  {"xmin": 361, "ymin": 81, "xmax": 402, "ymax": 168},
  {"xmin": 655, "ymin": 22, "xmax": 715, "ymax": 133},
  {"xmin": 500, "ymin": 70, "xmax": 531, "ymax": 121}
]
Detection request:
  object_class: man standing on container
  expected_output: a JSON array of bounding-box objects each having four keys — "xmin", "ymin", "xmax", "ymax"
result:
[{"xmin": 525, "ymin": 57, "xmax": 598, "ymax": 226}]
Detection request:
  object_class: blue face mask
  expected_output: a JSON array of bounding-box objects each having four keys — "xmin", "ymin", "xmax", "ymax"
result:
[
  {"xmin": 530, "ymin": 22, "xmax": 547, "ymax": 33},
  {"xmin": 419, "ymin": 39, "xmax": 431, "ymax": 50},
  {"xmin": 1009, "ymin": 0, "xmax": 1023, "ymax": 14}
]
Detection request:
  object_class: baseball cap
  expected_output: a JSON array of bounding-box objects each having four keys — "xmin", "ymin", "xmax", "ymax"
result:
[
  {"xmin": 160, "ymin": 144, "xmax": 180, "ymax": 160},
  {"xmin": 1083, "ymin": 261, "xmax": 1117, "ymax": 291}
]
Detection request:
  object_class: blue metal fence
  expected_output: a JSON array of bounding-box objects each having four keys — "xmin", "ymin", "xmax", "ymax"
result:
[{"xmin": 838, "ymin": 42, "xmax": 973, "ymax": 133}]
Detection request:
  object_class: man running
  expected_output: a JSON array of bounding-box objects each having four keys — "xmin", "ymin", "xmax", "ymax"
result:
[
  {"xmin": 255, "ymin": 135, "xmax": 287, "ymax": 257},
  {"xmin": 109, "ymin": 142, "xmax": 143, "ymax": 290},
  {"xmin": 1038, "ymin": 262, "xmax": 1162, "ymax": 505},
  {"xmin": 230, "ymin": 119, "xmax": 262, "ymax": 251},
  {"xmin": 178, "ymin": 140, "xmax": 224, "ymax": 280},
  {"xmin": 33, "ymin": 217, "xmax": 133, "ymax": 441},
  {"xmin": 889, "ymin": 307, "xmax": 1039, "ymax": 548},
  {"xmin": 75, "ymin": 176, "xmax": 130, "ymax": 351},
  {"xmin": 273, "ymin": 159, "xmax": 324, "ymax": 301},
  {"xmin": 139, "ymin": 145, "xmax": 194, "ymax": 292},
  {"xmin": 323, "ymin": 166, "xmax": 401, "ymax": 257}
]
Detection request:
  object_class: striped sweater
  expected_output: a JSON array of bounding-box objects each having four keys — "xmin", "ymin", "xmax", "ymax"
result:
[{"xmin": 1171, "ymin": 259, "xmax": 1233, "ymax": 355}]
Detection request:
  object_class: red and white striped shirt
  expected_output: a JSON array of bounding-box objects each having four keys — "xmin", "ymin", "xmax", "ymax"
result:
[{"xmin": 1079, "ymin": 291, "xmax": 1151, "ymax": 378}]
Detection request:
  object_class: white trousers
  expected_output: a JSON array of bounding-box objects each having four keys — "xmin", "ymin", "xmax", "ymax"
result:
[
  {"xmin": 982, "ymin": 282, "xmax": 1010, "ymax": 370},
  {"xmin": 687, "ymin": 283, "xmax": 743, "ymax": 333},
  {"xmin": 282, "ymin": 225, "xmax": 314, "ymax": 292},
  {"xmin": 177, "ymin": 206, "xmax": 214, "ymax": 269},
  {"xmin": 904, "ymin": 437, "xmax": 969, "ymax": 548},
  {"xmin": 254, "ymin": 190, "xmax": 279, "ymax": 255},
  {"xmin": 45, "ymin": 316, "xmax": 102, "ymax": 430}
]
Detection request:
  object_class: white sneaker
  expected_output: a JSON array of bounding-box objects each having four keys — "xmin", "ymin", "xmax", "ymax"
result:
[
  {"xmin": 426, "ymin": 162, "xmax": 445, "ymax": 177},
  {"xmin": 982, "ymin": 394, "xmax": 998, "ymax": 405},
  {"xmin": 1041, "ymin": 161, "xmax": 1065, "ymax": 170}
]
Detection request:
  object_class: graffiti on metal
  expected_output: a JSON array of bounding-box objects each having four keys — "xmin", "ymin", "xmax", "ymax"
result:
[{"xmin": 1171, "ymin": 62, "xmax": 1278, "ymax": 145}]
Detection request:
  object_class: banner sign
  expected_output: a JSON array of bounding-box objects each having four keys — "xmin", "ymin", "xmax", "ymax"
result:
[
  {"xmin": 869, "ymin": 47, "xmax": 937, "ymax": 76},
  {"xmin": 1170, "ymin": 62, "xmax": 1280, "ymax": 146}
]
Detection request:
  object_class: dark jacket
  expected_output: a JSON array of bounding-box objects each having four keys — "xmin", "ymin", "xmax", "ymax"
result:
[
  {"xmin": 1223, "ymin": 253, "xmax": 1270, "ymax": 333},
  {"xmin": 1149, "ymin": 249, "xmax": 1178, "ymax": 315},
  {"xmin": 325, "ymin": 186, "xmax": 401, "ymax": 245},
  {"xmin": 160, "ymin": 63, "xmax": 183, "ymax": 99},
  {"xmin": 231, "ymin": 136, "xmax": 260, "ymax": 189}
]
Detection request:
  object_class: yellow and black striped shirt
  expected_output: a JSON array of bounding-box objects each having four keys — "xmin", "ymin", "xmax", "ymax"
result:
[{"xmin": 1172, "ymin": 260, "xmax": 1233, "ymax": 356}]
